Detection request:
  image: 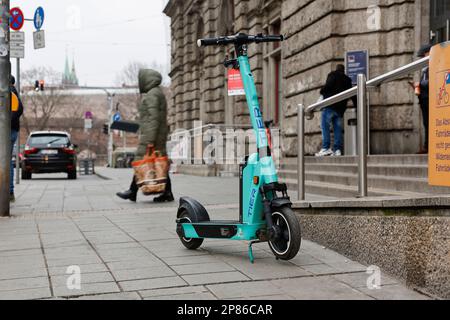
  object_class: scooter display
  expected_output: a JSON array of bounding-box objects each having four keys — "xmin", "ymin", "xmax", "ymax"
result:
[{"xmin": 176, "ymin": 33, "xmax": 301, "ymax": 263}]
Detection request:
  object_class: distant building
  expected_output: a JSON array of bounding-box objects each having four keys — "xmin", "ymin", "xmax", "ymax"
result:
[{"xmin": 164, "ymin": 0, "xmax": 449, "ymax": 156}]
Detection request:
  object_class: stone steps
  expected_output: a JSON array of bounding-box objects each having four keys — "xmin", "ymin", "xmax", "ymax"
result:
[
  {"xmin": 283, "ymin": 178, "xmax": 423, "ymax": 198},
  {"xmin": 279, "ymin": 164, "xmax": 429, "ymax": 178},
  {"xmin": 279, "ymin": 155, "xmax": 450, "ymax": 197}
]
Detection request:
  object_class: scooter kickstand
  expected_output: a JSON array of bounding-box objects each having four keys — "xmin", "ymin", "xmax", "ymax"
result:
[{"xmin": 248, "ymin": 242, "xmax": 255, "ymax": 264}]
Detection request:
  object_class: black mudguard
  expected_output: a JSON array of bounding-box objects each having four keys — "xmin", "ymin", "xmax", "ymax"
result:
[
  {"xmin": 177, "ymin": 197, "xmax": 211, "ymax": 223},
  {"xmin": 271, "ymin": 198, "xmax": 292, "ymax": 209}
]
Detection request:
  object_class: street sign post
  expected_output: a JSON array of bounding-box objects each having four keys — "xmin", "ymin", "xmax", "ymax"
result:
[
  {"xmin": 33, "ymin": 30, "xmax": 45, "ymax": 49},
  {"xmin": 10, "ymin": 31, "xmax": 25, "ymax": 59},
  {"xmin": 34, "ymin": 7, "xmax": 45, "ymax": 30},
  {"xmin": 10, "ymin": 44, "xmax": 24, "ymax": 59},
  {"xmin": 9, "ymin": 7, "xmax": 24, "ymax": 31},
  {"xmin": 1, "ymin": 0, "xmax": 11, "ymax": 217}
]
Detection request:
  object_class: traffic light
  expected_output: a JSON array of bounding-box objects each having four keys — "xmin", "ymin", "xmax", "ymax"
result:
[
  {"xmin": 103, "ymin": 123, "xmax": 109, "ymax": 135},
  {"xmin": 34, "ymin": 80, "xmax": 45, "ymax": 91}
]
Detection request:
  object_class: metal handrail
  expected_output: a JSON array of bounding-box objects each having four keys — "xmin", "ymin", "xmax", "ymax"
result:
[
  {"xmin": 305, "ymin": 56, "xmax": 430, "ymax": 119},
  {"xmin": 297, "ymin": 56, "xmax": 430, "ymax": 201}
]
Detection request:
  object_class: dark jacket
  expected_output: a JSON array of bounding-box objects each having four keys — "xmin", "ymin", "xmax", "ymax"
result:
[
  {"xmin": 320, "ymin": 70, "xmax": 355, "ymax": 116},
  {"xmin": 136, "ymin": 70, "xmax": 168, "ymax": 158},
  {"xmin": 11, "ymin": 86, "xmax": 23, "ymax": 132},
  {"xmin": 419, "ymin": 66, "xmax": 429, "ymax": 104}
]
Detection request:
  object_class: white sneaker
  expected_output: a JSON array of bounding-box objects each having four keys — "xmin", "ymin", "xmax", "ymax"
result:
[
  {"xmin": 333, "ymin": 150, "xmax": 342, "ymax": 157},
  {"xmin": 315, "ymin": 149, "xmax": 333, "ymax": 157}
]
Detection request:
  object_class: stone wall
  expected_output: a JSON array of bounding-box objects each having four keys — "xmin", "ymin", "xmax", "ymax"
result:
[
  {"xmin": 165, "ymin": 0, "xmax": 430, "ymax": 156},
  {"xmin": 295, "ymin": 205, "xmax": 450, "ymax": 299}
]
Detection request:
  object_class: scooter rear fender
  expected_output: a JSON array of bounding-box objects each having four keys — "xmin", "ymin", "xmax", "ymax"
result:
[{"xmin": 177, "ymin": 197, "xmax": 211, "ymax": 222}]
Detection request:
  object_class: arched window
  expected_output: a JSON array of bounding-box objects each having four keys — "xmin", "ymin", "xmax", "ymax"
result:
[{"xmin": 218, "ymin": 0, "xmax": 235, "ymax": 35}]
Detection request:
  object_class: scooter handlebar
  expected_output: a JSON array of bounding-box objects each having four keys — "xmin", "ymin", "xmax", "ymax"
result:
[{"xmin": 197, "ymin": 34, "xmax": 284, "ymax": 47}]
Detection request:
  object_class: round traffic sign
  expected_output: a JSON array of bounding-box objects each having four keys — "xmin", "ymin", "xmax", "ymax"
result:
[
  {"xmin": 10, "ymin": 7, "xmax": 25, "ymax": 31},
  {"xmin": 34, "ymin": 7, "xmax": 45, "ymax": 30}
]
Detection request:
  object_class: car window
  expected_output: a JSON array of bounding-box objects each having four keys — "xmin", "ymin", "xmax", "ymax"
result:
[{"xmin": 29, "ymin": 135, "xmax": 70, "ymax": 146}]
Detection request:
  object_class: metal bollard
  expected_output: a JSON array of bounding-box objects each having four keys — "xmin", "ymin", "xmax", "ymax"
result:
[
  {"xmin": 297, "ymin": 104, "xmax": 305, "ymax": 201},
  {"xmin": 357, "ymin": 74, "xmax": 368, "ymax": 197}
]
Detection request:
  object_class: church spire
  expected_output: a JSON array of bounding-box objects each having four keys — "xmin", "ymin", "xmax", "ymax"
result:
[
  {"xmin": 62, "ymin": 50, "xmax": 79, "ymax": 87},
  {"xmin": 71, "ymin": 54, "xmax": 79, "ymax": 86}
]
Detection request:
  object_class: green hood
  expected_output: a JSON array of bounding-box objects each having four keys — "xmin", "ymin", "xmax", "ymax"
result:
[{"xmin": 138, "ymin": 69, "xmax": 162, "ymax": 94}]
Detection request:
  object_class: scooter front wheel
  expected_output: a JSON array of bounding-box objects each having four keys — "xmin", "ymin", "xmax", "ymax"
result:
[
  {"xmin": 178, "ymin": 210, "xmax": 204, "ymax": 250},
  {"xmin": 268, "ymin": 207, "xmax": 301, "ymax": 261}
]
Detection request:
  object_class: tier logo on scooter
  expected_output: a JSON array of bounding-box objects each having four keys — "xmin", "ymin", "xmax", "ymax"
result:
[
  {"xmin": 437, "ymin": 70, "xmax": 450, "ymax": 107},
  {"xmin": 248, "ymin": 189, "xmax": 257, "ymax": 216}
]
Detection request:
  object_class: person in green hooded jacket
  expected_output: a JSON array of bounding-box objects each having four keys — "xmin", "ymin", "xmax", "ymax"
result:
[{"xmin": 116, "ymin": 69, "xmax": 174, "ymax": 203}]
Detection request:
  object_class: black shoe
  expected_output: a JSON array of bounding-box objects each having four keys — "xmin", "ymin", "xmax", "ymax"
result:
[
  {"xmin": 153, "ymin": 193, "xmax": 175, "ymax": 203},
  {"xmin": 116, "ymin": 190, "xmax": 137, "ymax": 202},
  {"xmin": 10, "ymin": 193, "xmax": 15, "ymax": 203}
]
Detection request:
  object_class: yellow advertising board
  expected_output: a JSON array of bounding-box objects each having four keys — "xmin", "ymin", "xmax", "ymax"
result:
[{"xmin": 429, "ymin": 41, "xmax": 450, "ymax": 186}]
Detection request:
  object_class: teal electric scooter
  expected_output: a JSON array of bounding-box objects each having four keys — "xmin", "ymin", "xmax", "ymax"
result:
[{"xmin": 176, "ymin": 33, "xmax": 301, "ymax": 263}]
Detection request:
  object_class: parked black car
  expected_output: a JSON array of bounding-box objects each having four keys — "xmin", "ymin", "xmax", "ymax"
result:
[{"xmin": 22, "ymin": 131, "xmax": 78, "ymax": 180}]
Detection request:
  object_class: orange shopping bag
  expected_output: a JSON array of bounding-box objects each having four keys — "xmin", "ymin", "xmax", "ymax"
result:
[{"xmin": 132, "ymin": 145, "xmax": 170, "ymax": 195}]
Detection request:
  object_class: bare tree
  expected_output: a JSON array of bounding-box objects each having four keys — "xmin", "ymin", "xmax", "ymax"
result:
[
  {"xmin": 21, "ymin": 67, "xmax": 69, "ymax": 134},
  {"xmin": 115, "ymin": 60, "xmax": 171, "ymax": 88},
  {"xmin": 115, "ymin": 61, "xmax": 148, "ymax": 87}
]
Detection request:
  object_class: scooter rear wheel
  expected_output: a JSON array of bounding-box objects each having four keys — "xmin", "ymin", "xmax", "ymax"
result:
[
  {"xmin": 268, "ymin": 206, "xmax": 301, "ymax": 261},
  {"xmin": 179, "ymin": 210, "xmax": 204, "ymax": 250}
]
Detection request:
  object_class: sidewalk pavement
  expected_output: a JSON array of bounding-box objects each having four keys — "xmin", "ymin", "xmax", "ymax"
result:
[{"xmin": 0, "ymin": 168, "xmax": 430, "ymax": 300}]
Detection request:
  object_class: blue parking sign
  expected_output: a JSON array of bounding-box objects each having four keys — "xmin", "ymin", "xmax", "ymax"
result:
[
  {"xmin": 34, "ymin": 7, "xmax": 45, "ymax": 30},
  {"xmin": 346, "ymin": 50, "xmax": 369, "ymax": 85}
]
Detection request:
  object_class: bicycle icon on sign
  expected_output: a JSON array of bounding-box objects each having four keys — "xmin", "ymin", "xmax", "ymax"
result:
[{"xmin": 437, "ymin": 72, "xmax": 450, "ymax": 106}]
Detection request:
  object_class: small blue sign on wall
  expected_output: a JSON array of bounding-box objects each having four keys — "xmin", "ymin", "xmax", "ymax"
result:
[
  {"xmin": 113, "ymin": 113, "xmax": 122, "ymax": 122},
  {"xmin": 345, "ymin": 50, "xmax": 369, "ymax": 85},
  {"xmin": 34, "ymin": 7, "xmax": 45, "ymax": 30}
]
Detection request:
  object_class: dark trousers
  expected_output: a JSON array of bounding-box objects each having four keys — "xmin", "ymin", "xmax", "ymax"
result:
[
  {"xmin": 130, "ymin": 174, "xmax": 172, "ymax": 195},
  {"xmin": 420, "ymin": 99, "xmax": 429, "ymax": 149}
]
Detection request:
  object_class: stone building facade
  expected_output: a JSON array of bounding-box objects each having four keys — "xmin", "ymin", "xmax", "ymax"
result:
[{"xmin": 164, "ymin": 0, "xmax": 448, "ymax": 157}]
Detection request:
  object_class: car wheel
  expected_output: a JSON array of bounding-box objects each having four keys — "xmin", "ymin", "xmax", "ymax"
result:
[{"xmin": 68, "ymin": 171, "xmax": 77, "ymax": 180}]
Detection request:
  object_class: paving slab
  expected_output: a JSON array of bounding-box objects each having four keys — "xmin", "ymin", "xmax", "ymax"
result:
[
  {"xmin": 119, "ymin": 276, "xmax": 187, "ymax": 291},
  {"xmin": 182, "ymin": 271, "xmax": 250, "ymax": 286},
  {"xmin": 271, "ymin": 277, "xmax": 373, "ymax": 300},
  {"xmin": 139, "ymin": 285, "xmax": 209, "ymax": 299},
  {"xmin": 2, "ymin": 172, "xmax": 430, "ymax": 300},
  {"xmin": 359, "ymin": 284, "xmax": 430, "ymax": 300},
  {"xmin": 69, "ymin": 292, "xmax": 142, "ymax": 300},
  {"xmin": 53, "ymin": 282, "xmax": 121, "ymax": 298},
  {"xmin": 207, "ymin": 281, "xmax": 285, "ymax": 299},
  {"xmin": 172, "ymin": 262, "xmax": 236, "ymax": 276},
  {"xmin": 0, "ymin": 277, "xmax": 49, "ymax": 292},
  {"xmin": 112, "ymin": 266, "xmax": 176, "ymax": 281},
  {"xmin": 0, "ymin": 287, "xmax": 52, "ymax": 300}
]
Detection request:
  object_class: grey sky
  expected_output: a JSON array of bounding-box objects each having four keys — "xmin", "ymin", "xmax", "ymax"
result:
[{"xmin": 11, "ymin": 0, "xmax": 171, "ymax": 86}]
